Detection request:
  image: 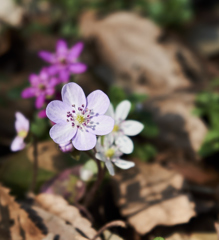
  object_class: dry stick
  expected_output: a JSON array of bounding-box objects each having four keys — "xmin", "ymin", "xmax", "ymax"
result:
[
  {"xmin": 30, "ymin": 136, "xmax": 38, "ymax": 193},
  {"xmin": 84, "ymin": 151, "xmax": 104, "ymax": 207},
  {"xmin": 91, "ymin": 220, "xmax": 126, "ymax": 240}
]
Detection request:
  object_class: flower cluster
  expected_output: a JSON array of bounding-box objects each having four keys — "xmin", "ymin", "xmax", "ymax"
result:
[
  {"xmin": 21, "ymin": 40, "xmax": 86, "ymax": 118},
  {"xmin": 95, "ymin": 100, "xmax": 144, "ymax": 175}
]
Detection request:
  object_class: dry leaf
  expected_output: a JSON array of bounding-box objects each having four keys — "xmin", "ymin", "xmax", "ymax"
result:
[
  {"xmin": 27, "ymin": 140, "xmax": 69, "ymax": 173},
  {"xmin": 0, "ymin": 184, "xmax": 44, "ymax": 240},
  {"xmin": 167, "ymin": 233, "xmax": 218, "ymax": 240},
  {"xmin": 35, "ymin": 193, "xmax": 98, "ymax": 239},
  {"xmin": 112, "ymin": 162, "xmax": 196, "ymax": 235}
]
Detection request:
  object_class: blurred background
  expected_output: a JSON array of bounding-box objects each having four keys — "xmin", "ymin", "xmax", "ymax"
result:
[{"xmin": 1, "ymin": 0, "xmax": 219, "ymax": 239}]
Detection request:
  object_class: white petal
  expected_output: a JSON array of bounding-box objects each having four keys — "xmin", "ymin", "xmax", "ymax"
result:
[
  {"xmin": 10, "ymin": 136, "xmax": 25, "ymax": 152},
  {"xmin": 50, "ymin": 123, "xmax": 77, "ymax": 144},
  {"xmin": 87, "ymin": 115, "xmax": 114, "ymax": 136},
  {"xmin": 15, "ymin": 112, "xmax": 29, "ymax": 132},
  {"xmin": 115, "ymin": 100, "xmax": 131, "ymax": 121},
  {"xmin": 46, "ymin": 100, "xmax": 72, "ymax": 124},
  {"xmin": 116, "ymin": 135, "xmax": 133, "ymax": 154},
  {"xmin": 103, "ymin": 134, "xmax": 114, "ymax": 149},
  {"xmin": 95, "ymin": 152, "xmax": 106, "ymax": 161},
  {"xmin": 86, "ymin": 90, "xmax": 110, "ymax": 115},
  {"xmin": 114, "ymin": 158, "xmax": 135, "ymax": 169},
  {"xmin": 105, "ymin": 103, "xmax": 115, "ymax": 118},
  {"xmin": 61, "ymin": 82, "xmax": 86, "ymax": 110},
  {"xmin": 105, "ymin": 159, "xmax": 115, "ymax": 176},
  {"xmin": 120, "ymin": 120, "xmax": 144, "ymax": 136},
  {"xmin": 72, "ymin": 130, "xmax": 96, "ymax": 151}
]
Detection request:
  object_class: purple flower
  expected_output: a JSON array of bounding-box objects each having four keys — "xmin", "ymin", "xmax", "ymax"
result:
[
  {"xmin": 59, "ymin": 141, "xmax": 74, "ymax": 153},
  {"xmin": 46, "ymin": 82, "xmax": 114, "ymax": 151},
  {"xmin": 39, "ymin": 40, "xmax": 87, "ymax": 83},
  {"xmin": 22, "ymin": 68, "xmax": 58, "ymax": 109},
  {"xmin": 11, "ymin": 112, "xmax": 29, "ymax": 152}
]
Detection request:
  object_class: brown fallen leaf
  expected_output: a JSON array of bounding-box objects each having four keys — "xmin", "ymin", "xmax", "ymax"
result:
[
  {"xmin": 35, "ymin": 193, "xmax": 98, "ymax": 239},
  {"xmin": 112, "ymin": 161, "xmax": 196, "ymax": 235},
  {"xmin": 0, "ymin": 184, "xmax": 45, "ymax": 240}
]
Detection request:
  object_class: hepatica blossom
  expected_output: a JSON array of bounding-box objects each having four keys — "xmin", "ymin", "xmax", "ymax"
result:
[
  {"xmin": 22, "ymin": 68, "xmax": 58, "ymax": 109},
  {"xmin": 11, "ymin": 112, "xmax": 29, "ymax": 152},
  {"xmin": 106, "ymin": 100, "xmax": 144, "ymax": 154},
  {"xmin": 46, "ymin": 82, "xmax": 114, "ymax": 151},
  {"xmin": 39, "ymin": 40, "xmax": 87, "ymax": 83},
  {"xmin": 95, "ymin": 135, "xmax": 135, "ymax": 176}
]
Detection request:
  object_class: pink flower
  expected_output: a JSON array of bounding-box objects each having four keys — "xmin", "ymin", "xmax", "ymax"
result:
[
  {"xmin": 11, "ymin": 112, "xmax": 29, "ymax": 152},
  {"xmin": 21, "ymin": 68, "xmax": 58, "ymax": 109},
  {"xmin": 39, "ymin": 40, "xmax": 87, "ymax": 83}
]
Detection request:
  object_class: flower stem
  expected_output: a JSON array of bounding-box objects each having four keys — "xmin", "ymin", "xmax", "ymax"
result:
[
  {"xmin": 91, "ymin": 220, "xmax": 126, "ymax": 240},
  {"xmin": 84, "ymin": 151, "xmax": 105, "ymax": 207},
  {"xmin": 30, "ymin": 136, "xmax": 38, "ymax": 193}
]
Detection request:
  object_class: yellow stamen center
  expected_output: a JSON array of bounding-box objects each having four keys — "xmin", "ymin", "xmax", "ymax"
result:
[
  {"xmin": 76, "ymin": 114, "xmax": 85, "ymax": 124},
  {"xmin": 105, "ymin": 148, "xmax": 115, "ymax": 158},
  {"xmin": 18, "ymin": 130, "xmax": 27, "ymax": 138},
  {"xmin": 113, "ymin": 124, "xmax": 119, "ymax": 132}
]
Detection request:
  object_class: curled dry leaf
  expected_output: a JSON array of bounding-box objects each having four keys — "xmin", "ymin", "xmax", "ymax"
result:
[
  {"xmin": 35, "ymin": 193, "xmax": 98, "ymax": 239},
  {"xmin": 112, "ymin": 161, "xmax": 196, "ymax": 235},
  {"xmin": 0, "ymin": 184, "xmax": 44, "ymax": 240}
]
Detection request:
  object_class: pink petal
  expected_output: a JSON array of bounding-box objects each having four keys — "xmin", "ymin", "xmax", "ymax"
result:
[
  {"xmin": 56, "ymin": 39, "xmax": 68, "ymax": 54},
  {"xmin": 87, "ymin": 90, "xmax": 110, "ymax": 115},
  {"xmin": 69, "ymin": 63, "xmax": 87, "ymax": 74},
  {"xmin": 29, "ymin": 74, "xmax": 39, "ymax": 85},
  {"xmin": 11, "ymin": 136, "xmax": 25, "ymax": 152},
  {"xmin": 87, "ymin": 115, "xmax": 114, "ymax": 136},
  {"xmin": 61, "ymin": 82, "xmax": 86, "ymax": 110},
  {"xmin": 38, "ymin": 110, "xmax": 47, "ymax": 118},
  {"xmin": 59, "ymin": 70, "xmax": 70, "ymax": 83},
  {"xmin": 38, "ymin": 51, "xmax": 55, "ymax": 63},
  {"xmin": 72, "ymin": 130, "xmax": 96, "ymax": 151},
  {"xmin": 68, "ymin": 42, "xmax": 84, "ymax": 59},
  {"xmin": 21, "ymin": 87, "xmax": 35, "ymax": 98},
  {"xmin": 35, "ymin": 95, "xmax": 45, "ymax": 109}
]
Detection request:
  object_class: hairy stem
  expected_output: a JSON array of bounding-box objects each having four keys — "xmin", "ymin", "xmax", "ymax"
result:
[
  {"xmin": 84, "ymin": 151, "xmax": 104, "ymax": 207},
  {"xmin": 30, "ymin": 136, "xmax": 38, "ymax": 193},
  {"xmin": 91, "ymin": 220, "xmax": 126, "ymax": 240}
]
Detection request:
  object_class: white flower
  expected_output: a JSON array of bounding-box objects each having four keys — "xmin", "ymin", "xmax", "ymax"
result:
[
  {"xmin": 95, "ymin": 135, "xmax": 135, "ymax": 176},
  {"xmin": 106, "ymin": 100, "xmax": 144, "ymax": 154}
]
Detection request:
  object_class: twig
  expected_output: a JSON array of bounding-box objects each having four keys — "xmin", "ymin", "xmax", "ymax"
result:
[
  {"xmin": 83, "ymin": 151, "xmax": 104, "ymax": 207},
  {"xmin": 74, "ymin": 202, "xmax": 94, "ymax": 223},
  {"xmin": 30, "ymin": 136, "xmax": 38, "ymax": 193},
  {"xmin": 91, "ymin": 220, "xmax": 126, "ymax": 240}
]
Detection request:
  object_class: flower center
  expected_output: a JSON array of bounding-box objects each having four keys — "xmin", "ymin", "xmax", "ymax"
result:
[
  {"xmin": 105, "ymin": 148, "xmax": 115, "ymax": 158},
  {"xmin": 38, "ymin": 84, "xmax": 46, "ymax": 90},
  {"xmin": 76, "ymin": 114, "xmax": 85, "ymax": 124},
  {"xmin": 113, "ymin": 124, "xmax": 119, "ymax": 132},
  {"xmin": 18, "ymin": 130, "xmax": 27, "ymax": 138}
]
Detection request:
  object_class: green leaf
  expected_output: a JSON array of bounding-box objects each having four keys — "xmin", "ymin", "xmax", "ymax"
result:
[
  {"xmin": 83, "ymin": 159, "xmax": 98, "ymax": 174},
  {"xmin": 153, "ymin": 237, "xmax": 165, "ymax": 240},
  {"xmin": 31, "ymin": 115, "xmax": 48, "ymax": 139}
]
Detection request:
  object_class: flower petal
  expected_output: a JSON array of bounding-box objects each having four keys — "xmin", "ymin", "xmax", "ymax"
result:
[
  {"xmin": 15, "ymin": 112, "xmax": 29, "ymax": 132},
  {"xmin": 115, "ymin": 100, "xmax": 131, "ymax": 121},
  {"xmin": 69, "ymin": 42, "xmax": 84, "ymax": 59},
  {"xmin": 116, "ymin": 135, "xmax": 133, "ymax": 154},
  {"xmin": 87, "ymin": 115, "xmax": 114, "ymax": 136},
  {"xmin": 56, "ymin": 39, "xmax": 68, "ymax": 53},
  {"xmin": 35, "ymin": 95, "xmax": 45, "ymax": 109},
  {"xmin": 95, "ymin": 152, "xmax": 105, "ymax": 161},
  {"xmin": 61, "ymin": 82, "xmax": 86, "ymax": 110},
  {"xmin": 69, "ymin": 63, "xmax": 87, "ymax": 74},
  {"xmin": 87, "ymin": 90, "xmax": 110, "ymax": 115},
  {"xmin": 59, "ymin": 69, "xmax": 70, "ymax": 82},
  {"xmin": 38, "ymin": 110, "xmax": 46, "ymax": 118},
  {"xmin": 29, "ymin": 74, "xmax": 39, "ymax": 85},
  {"xmin": 21, "ymin": 87, "xmax": 35, "ymax": 98},
  {"xmin": 113, "ymin": 158, "xmax": 135, "ymax": 169},
  {"xmin": 105, "ymin": 159, "xmax": 115, "ymax": 176},
  {"xmin": 11, "ymin": 136, "xmax": 25, "ymax": 152},
  {"xmin": 120, "ymin": 120, "xmax": 144, "ymax": 136},
  {"xmin": 105, "ymin": 103, "xmax": 115, "ymax": 118},
  {"xmin": 72, "ymin": 130, "xmax": 96, "ymax": 151},
  {"xmin": 49, "ymin": 123, "xmax": 76, "ymax": 144},
  {"xmin": 38, "ymin": 51, "xmax": 55, "ymax": 63},
  {"xmin": 46, "ymin": 100, "xmax": 72, "ymax": 124}
]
